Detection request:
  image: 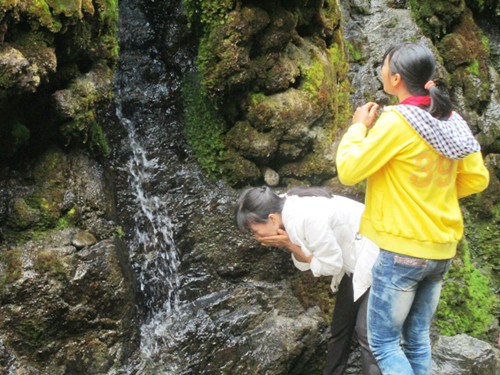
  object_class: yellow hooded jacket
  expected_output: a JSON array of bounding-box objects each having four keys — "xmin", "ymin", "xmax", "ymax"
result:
[{"xmin": 336, "ymin": 106, "xmax": 489, "ymax": 260}]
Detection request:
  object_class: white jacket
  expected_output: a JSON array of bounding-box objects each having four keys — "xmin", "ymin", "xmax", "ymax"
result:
[{"xmin": 282, "ymin": 195, "xmax": 379, "ymax": 301}]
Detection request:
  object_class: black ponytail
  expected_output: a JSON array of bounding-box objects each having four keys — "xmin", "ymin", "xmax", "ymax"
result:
[{"xmin": 427, "ymin": 85, "xmax": 453, "ymax": 120}]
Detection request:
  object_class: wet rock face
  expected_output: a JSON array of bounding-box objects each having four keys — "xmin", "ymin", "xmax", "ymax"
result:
[
  {"xmin": 0, "ymin": 235, "xmax": 138, "ymax": 374},
  {"xmin": 0, "ymin": 148, "xmax": 116, "ymax": 239}
]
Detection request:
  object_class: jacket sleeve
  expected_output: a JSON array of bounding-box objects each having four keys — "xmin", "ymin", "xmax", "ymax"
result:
[
  {"xmin": 456, "ymin": 151, "xmax": 489, "ymax": 199},
  {"xmin": 295, "ymin": 216, "xmax": 344, "ymax": 277},
  {"xmin": 336, "ymin": 111, "xmax": 410, "ymax": 185}
]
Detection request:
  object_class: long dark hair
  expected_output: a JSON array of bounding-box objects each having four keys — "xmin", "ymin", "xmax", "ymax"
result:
[
  {"xmin": 384, "ymin": 42, "xmax": 452, "ymax": 120},
  {"xmin": 235, "ymin": 186, "xmax": 331, "ymax": 231}
]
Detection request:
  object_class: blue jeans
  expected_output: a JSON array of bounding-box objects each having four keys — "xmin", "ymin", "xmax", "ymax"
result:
[{"xmin": 367, "ymin": 250, "xmax": 451, "ymax": 375}]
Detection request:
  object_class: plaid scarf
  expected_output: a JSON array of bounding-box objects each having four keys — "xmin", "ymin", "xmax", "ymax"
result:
[{"xmin": 393, "ymin": 104, "xmax": 480, "ymax": 159}]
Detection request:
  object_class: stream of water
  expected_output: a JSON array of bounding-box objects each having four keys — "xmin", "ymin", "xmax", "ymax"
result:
[{"xmin": 113, "ymin": 0, "xmax": 187, "ymax": 372}]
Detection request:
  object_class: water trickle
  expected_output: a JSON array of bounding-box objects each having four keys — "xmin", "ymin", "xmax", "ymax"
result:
[
  {"xmin": 115, "ymin": 100, "xmax": 180, "ymax": 314},
  {"xmin": 112, "ymin": 0, "xmax": 193, "ymax": 370}
]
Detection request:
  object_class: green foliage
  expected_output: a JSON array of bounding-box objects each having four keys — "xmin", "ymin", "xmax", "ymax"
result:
[
  {"xmin": 183, "ymin": 0, "xmax": 235, "ymax": 28},
  {"xmin": 435, "ymin": 240, "xmax": 496, "ymax": 339},
  {"xmin": 182, "ymin": 71, "xmax": 227, "ymax": 178},
  {"xmin": 465, "ymin": 0, "xmax": 499, "ymax": 13}
]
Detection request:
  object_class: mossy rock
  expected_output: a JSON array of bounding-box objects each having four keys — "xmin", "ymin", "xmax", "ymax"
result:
[
  {"xmin": 185, "ymin": 0, "xmax": 349, "ymax": 186},
  {"xmin": 0, "ymin": 0, "xmax": 118, "ymax": 160},
  {"xmin": 221, "ymin": 149, "xmax": 261, "ymax": 186},
  {"xmin": 197, "ymin": 5, "xmax": 270, "ymax": 97},
  {"xmin": 409, "ymin": 0, "xmax": 466, "ymax": 39},
  {"xmin": 225, "ymin": 121, "xmax": 279, "ymax": 163},
  {"xmin": 0, "ymin": 45, "xmax": 40, "ymax": 97}
]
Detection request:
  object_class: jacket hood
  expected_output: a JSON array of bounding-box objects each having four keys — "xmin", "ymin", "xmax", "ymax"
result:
[{"xmin": 392, "ymin": 104, "xmax": 481, "ymax": 159}]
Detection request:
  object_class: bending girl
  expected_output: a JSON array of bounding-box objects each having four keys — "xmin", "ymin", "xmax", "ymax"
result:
[{"xmin": 236, "ymin": 186, "xmax": 381, "ymax": 375}]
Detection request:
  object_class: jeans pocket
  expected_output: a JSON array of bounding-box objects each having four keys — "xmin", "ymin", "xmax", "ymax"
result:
[
  {"xmin": 391, "ymin": 256, "xmax": 427, "ymax": 292},
  {"xmin": 376, "ymin": 251, "xmax": 426, "ymax": 292}
]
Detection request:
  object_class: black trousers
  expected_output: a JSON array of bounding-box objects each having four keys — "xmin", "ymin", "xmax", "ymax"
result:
[{"xmin": 323, "ymin": 274, "xmax": 381, "ymax": 375}]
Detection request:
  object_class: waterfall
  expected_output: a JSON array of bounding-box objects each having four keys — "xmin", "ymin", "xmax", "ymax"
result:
[
  {"xmin": 114, "ymin": 99, "xmax": 181, "ymax": 314},
  {"xmin": 112, "ymin": 0, "xmax": 192, "ymax": 372}
]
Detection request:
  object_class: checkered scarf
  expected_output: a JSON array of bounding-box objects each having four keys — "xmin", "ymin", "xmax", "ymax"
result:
[{"xmin": 393, "ymin": 105, "xmax": 480, "ymax": 159}]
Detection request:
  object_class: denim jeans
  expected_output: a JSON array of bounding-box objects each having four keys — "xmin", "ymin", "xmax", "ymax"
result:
[{"xmin": 367, "ymin": 250, "xmax": 451, "ymax": 375}]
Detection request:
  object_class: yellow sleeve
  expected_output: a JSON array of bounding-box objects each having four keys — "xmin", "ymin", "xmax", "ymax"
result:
[
  {"xmin": 457, "ymin": 151, "xmax": 489, "ymax": 199},
  {"xmin": 336, "ymin": 111, "xmax": 411, "ymax": 185}
]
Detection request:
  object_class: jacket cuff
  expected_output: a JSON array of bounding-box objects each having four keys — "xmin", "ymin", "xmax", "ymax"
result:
[{"xmin": 291, "ymin": 254, "xmax": 311, "ymax": 271}]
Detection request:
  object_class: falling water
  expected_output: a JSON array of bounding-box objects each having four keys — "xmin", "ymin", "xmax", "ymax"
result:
[
  {"xmin": 114, "ymin": 100, "xmax": 181, "ymax": 314},
  {"xmin": 112, "ymin": 0, "xmax": 202, "ymax": 371}
]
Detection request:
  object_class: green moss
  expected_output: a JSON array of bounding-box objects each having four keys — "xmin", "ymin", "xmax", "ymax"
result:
[
  {"xmin": 466, "ymin": 59, "xmax": 480, "ymax": 77},
  {"xmin": 14, "ymin": 319, "xmax": 50, "ymax": 350},
  {"xmin": 1, "ymin": 0, "xmax": 118, "ymax": 160},
  {"xmin": 182, "ymin": 71, "xmax": 227, "ymax": 178},
  {"xmin": 115, "ymin": 225, "xmax": 125, "ymax": 238},
  {"xmin": 250, "ymin": 92, "xmax": 267, "ymax": 106},
  {"xmin": 89, "ymin": 121, "xmax": 110, "ymax": 156},
  {"xmin": 322, "ymin": 0, "xmax": 342, "ymax": 29},
  {"xmin": 464, "ymin": 201, "xmax": 500, "ymax": 293},
  {"xmin": 435, "ymin": 239, "xmax": 496, "ymax": 339},
  {"xmin": 299, "ymin": 56, "xmax": 325, "ymax": 100},
  {"xmin": 329, "ymin": 43, "xmax": 351, "ymax": 132},
  {"xmin": 25, "ymin": 0, "xmax": 63, "ymax": 32},
  {"xmin": 0, "ymin": 120, "xmax": 30, "ymax": 158},
  {"xmin": 183, "ymin": 0, "xmax": 235, "ymax": 29},
  {"xmin": 56, "ymin": 216, "xmax": 70, "ymax": 229},
  {"xmin": 481, "ymin": 35, "xmax": 491, "ymax": 53},
  {"xmin": 0, "ymin": 249, "xmax": 22, "ymax": 294},
  {"xmin": 59, "ymin": 69, "xmax": 113, "ymax": 156},
  {"xmin": 346, "ymin": 41, "xmax": 363, "ymax": 63},
  {"xmin": 290, "ymin": 272, "xmax": 334, "ymax": 323},
  {"xmin": 34, "ymin": 250, "xmax": 68, "ymax": 280},
  {"xmin": 409, "ymin": 0, "xmax": 465, "ymax": 40}
]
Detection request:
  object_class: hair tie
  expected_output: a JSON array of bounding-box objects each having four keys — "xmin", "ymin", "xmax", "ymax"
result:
[{"xmin": 424, "ymin": 80, "xmax": 435, "ymax": 91}]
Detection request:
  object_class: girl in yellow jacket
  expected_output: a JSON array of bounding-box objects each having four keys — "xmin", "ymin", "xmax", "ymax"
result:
[{"xmin": 336, "ymin": 42, "xmax": 489, "ymax": 375}]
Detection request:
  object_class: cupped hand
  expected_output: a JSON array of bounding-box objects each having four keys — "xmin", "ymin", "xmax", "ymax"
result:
[
  {"xmin": 352, "ymin": 102, "xmax": 380, "ymax": 129},
  {"xmin": 257, "ymin": 229, "xmax": 291, "ymax": 249}
]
